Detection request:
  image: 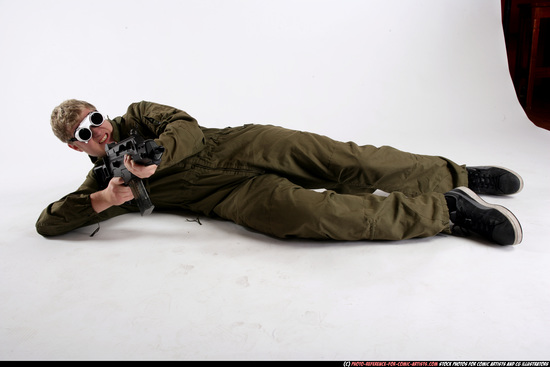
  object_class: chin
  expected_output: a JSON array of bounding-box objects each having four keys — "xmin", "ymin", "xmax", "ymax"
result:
[{"xmin": 95, "ymin": 149, "xmax": 108, "ymax": 158}]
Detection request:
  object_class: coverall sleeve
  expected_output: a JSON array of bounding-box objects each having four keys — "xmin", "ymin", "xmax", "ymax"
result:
[
  {"xmin": 124, "ymin": 101, "xmax": 206, "ymax": 171},
  {"xmin": 35, "ymin": 170, "xmax": 138, "ymax": 237}
]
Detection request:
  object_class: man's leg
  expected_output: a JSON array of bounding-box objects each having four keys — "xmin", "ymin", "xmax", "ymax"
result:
[
  {"xmin": 213, "ymin": 124, "xmax": 468, "ymax": 196},
  {"xmin": 211, "ymin": 174, "xmax": 522, "ymax": 245},
  {"xmin": 213, "ymin": 174, "xmax": 450, "ymax": 241}
]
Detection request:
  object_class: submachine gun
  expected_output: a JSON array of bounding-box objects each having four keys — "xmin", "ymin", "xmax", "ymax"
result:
[{"xmin": 93, "ymin": 130, "xmax": 165, "ymax": 216}]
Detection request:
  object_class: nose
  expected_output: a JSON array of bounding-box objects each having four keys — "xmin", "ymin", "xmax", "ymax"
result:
[{"xmin": 90, "ymin": 126, "xmax": 103, "ymax": 140}]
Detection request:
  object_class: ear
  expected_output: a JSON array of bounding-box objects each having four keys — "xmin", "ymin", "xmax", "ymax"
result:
[{"xmin": 68, "ymin": 143, "xmax": 83, "ymax": 152}]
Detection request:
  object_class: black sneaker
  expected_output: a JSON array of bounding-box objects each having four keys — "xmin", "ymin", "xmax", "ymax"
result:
[
  {"xmin": 444, "ymin": 187, "xmax": 523, "ymax": 246},
  {"xmin": 467, "ymin": 166, "xmax": 524, "ymax": 195}
]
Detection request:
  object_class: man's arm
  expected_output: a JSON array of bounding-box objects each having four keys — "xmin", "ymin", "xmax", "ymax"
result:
[
  {"xmin": 90, "ymin": 176, "xmax": 134, "ymax": 213},
  {"xmin": 124, "ymin": 101, "xmax": 206, "ymax": 171},
  {"xmin": 36, "ymin": 171, "xmax": 138, "ymax": 237}
]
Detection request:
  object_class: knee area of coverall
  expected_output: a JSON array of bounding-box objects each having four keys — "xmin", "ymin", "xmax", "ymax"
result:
[
  {"xmin": 213, "ymin": 174, "xmax": 451, "ymax": 241},
  {"xmin": 213, "ymin": 174, "xmax": 371, "ymax": 240}
]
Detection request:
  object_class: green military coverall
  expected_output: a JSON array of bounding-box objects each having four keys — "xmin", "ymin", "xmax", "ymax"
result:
[{"xmin": 36, "ymin": 101, "xmax": 468, "ymax": 240}]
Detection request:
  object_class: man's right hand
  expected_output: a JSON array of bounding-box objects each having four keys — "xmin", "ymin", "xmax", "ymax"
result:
[{"xmin": 90, "ymin": 177, "xmax": 134, "ymax": 213}]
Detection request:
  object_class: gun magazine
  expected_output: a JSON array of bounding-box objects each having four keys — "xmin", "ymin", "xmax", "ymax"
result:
[{"xmin": 128, "ymin": 179, "xmax": 155, "ymax": 216}]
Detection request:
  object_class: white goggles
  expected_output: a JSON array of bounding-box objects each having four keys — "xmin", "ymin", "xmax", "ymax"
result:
[{"xmin": 69, "ymin": 111, "xmax": 106, "ymax": 143}]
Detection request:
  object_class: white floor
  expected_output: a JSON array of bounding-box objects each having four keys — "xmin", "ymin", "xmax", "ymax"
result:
[{"xmin": 1, "ymin": 0, "xmax": 549, "ymax": 361}]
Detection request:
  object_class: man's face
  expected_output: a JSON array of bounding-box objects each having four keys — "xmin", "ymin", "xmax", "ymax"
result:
[{"xmin": 67, "ymin": 108, "xmax": 115, "ymax": 157}]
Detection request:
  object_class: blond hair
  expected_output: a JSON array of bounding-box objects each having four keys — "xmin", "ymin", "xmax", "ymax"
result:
[{"xmin": 51, "ymin": 99, "xmax": 97, "ymax": 143}]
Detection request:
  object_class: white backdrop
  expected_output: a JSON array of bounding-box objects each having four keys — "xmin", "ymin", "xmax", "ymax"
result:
[{"xmin": 1, "ymin": 0, "xmax": 549, "ymax": 361}]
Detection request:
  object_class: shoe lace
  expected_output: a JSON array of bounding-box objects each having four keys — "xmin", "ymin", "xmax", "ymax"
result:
[{"xmin": 468, "ymin": 170, "xmax": 498, "ymax": 191}]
